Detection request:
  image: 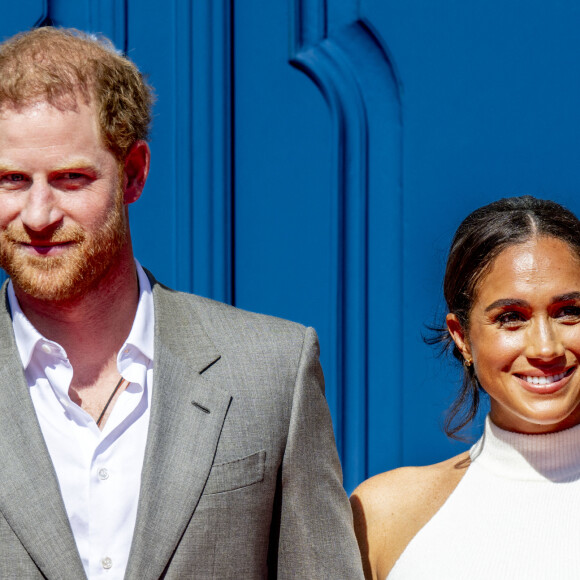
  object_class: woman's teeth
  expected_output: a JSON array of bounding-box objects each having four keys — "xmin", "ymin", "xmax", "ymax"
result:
[{"xmin": 521, "ymin": 371, "xmax": 568, "ymax": 385}]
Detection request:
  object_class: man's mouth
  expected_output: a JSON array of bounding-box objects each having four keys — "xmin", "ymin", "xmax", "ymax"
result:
[
  {"xmin": 16, "ymin": 240, "xmax": 76, "ymax": 255},
  {"xmin": 30, "ymin": 243, "xmax": 71, "ymax": 253}
]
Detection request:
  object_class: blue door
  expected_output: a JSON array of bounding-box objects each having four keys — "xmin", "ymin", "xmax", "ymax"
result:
[{"xmin": 3, "ymin": 0, "xmax": 580, "ymax": 493}]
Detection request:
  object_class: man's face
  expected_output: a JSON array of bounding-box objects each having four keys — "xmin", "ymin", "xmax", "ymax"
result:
[{"xmin": 0, "ymin": 100, "xmax": 128, "ymax": 302}]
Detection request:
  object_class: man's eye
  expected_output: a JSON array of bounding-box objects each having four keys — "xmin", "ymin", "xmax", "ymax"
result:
[
  {"xmin": 54, "ymin": 172, "xmax": 92, "ymax": 189},
  {"xmin": 0, "ymin": 174, "xmax": 28, "ymax": 188},
  {"xmin": 495, "ymin": 311, "xmax": 526, "ymax": 328}
]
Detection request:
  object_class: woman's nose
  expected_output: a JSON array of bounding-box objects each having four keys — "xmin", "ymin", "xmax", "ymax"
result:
[{"xmin": 524, "ymin": 318, "xmax": 566, "ymax": 361}]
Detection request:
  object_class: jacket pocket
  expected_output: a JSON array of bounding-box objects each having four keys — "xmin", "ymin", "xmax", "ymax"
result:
[{"xmin": 204, "ymin": 449, "xmax": 266, "ymax": 494}]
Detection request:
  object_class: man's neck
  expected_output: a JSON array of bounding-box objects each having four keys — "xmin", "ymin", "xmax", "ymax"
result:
[{"xmin": 12, "ymin": 249, "xmax": 140, "ymax": 383}]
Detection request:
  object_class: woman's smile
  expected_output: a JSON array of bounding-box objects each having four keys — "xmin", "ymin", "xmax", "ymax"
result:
[{"xmin": 514, "ymin": 366, "xmax": 575, "ymax": 394}]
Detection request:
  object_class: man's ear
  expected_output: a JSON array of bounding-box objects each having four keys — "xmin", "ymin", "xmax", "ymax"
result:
[
  {"xmin": 123, "ymin": 140, "xmax": 150, "ymax": 205},
  {"xmin": 446, "ymin": 313, "xmax": 472, "ymax": 362}
]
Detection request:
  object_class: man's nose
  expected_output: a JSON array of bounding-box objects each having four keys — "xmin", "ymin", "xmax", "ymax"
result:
[
  {"xmin": 524, "ymin": 318, "xmax": 565, "ymax": 361},
  {"xmin": 19, "ymin": 181, "xmax": 63, "ymax": 232}
]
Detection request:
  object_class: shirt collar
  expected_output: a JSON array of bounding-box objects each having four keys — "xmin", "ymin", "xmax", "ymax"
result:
[
  {"xmin": 8, "ymin": 283, "xmax": 46, "ymax": 370},
  {"xmin": 118, "ymin": 260, "xmax": 154, "ymax": 364},
  {"xmin": 8, "ymin": 260, "xmax": 155, "ymax": 370}
]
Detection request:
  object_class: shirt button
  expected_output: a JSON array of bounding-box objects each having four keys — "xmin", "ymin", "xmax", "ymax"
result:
[
  {"xmin": 40, "ymin": 343, "xmax": 52, "ymax": 354},
  {"xmin": 101, "ymin": 557, "xmax": 113, "ymax": 569},
  {"xmin": 98, "ymin": 468, "xmax": 109, "ymax": 480}
]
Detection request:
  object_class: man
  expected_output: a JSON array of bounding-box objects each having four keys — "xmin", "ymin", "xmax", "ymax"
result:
[{"xmin": 0, "ymin": 27, "xmax": 364, "ymax": 579}]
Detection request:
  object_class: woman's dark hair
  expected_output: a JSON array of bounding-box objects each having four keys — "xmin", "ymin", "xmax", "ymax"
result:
[{"xmin": 433, "ymin": 195, "xmax": 580, "ymax": 438}]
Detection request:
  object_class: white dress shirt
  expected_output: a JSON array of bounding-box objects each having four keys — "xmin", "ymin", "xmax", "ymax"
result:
[{"xmin": 8, "ymin": 262, "xmax": 154, "ymax": 580}]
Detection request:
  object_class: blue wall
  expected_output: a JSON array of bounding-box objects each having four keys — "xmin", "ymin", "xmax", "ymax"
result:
[{"xmin": 4, "ymin": 0, "xmax": 580, "ymax": 493}]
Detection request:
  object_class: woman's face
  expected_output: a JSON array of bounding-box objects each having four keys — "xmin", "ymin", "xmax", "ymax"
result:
[{"xmin": 447, "ymin": 236, "xmax": 580, "ymax": 434}]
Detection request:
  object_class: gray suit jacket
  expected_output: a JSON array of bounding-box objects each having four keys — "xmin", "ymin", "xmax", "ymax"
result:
[{"xmin": 0, "ymin": 276, "xmax": 364, "ymax": 579}]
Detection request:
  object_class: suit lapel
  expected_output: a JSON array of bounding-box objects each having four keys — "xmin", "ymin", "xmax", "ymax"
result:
[
  {"xmin": 126, "ymin": 280, "xmax": 231, "ymax": 579},
  {"xmin": 0, "ymin": 286, "xmax": 86, "ymax": 579}
]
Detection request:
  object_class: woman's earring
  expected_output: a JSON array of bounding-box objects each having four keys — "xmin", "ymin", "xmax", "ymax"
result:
[{"xmin": 463, "ymin": 358, "xmax": 473, "ymax": 368}]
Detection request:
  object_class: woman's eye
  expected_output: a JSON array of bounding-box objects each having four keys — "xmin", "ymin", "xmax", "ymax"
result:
[
  {"xmin": 495, "ymin": 311, "xmax": 526, "ymax": 328},
  {"xmin": 556, "ymin": 305, "xmax": 580, "ymax": 320}
]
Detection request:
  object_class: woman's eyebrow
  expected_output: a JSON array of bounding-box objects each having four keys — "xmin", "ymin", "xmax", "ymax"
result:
[
  {"xmin": 484, "ymin": 293, "xmax": 580, "ymax": 312},
  {"xmin": 552, "ymin": 291, "xmax": 580, "ymax": 303},
  {"xmin": 484, "ymin": 298, "xmax": 528, "ymax": 312}
]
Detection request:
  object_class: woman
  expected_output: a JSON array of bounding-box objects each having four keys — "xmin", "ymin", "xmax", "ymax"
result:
[{"xmin": 351, "ymin": 195, "xmax": 580, "ymax": 579}]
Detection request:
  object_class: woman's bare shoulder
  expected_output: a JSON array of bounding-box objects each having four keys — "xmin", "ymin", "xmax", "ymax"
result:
[{"xmin": 350, "ymin": 452, "xmax": 470, "ymax": 580}]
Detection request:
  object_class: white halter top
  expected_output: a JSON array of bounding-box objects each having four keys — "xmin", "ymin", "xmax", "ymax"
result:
[{"xmin": 388, "ymin": 416, "xmax": 580, "ymax": 579}]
